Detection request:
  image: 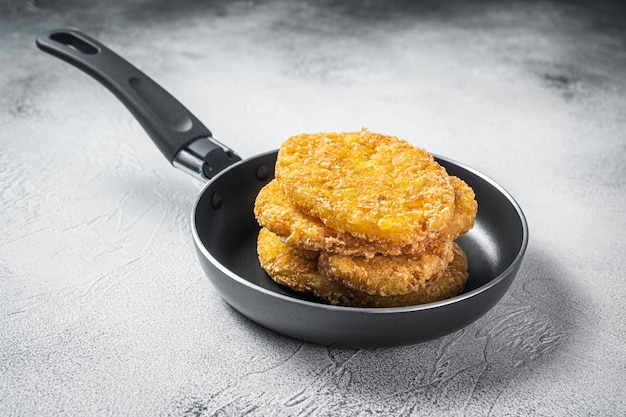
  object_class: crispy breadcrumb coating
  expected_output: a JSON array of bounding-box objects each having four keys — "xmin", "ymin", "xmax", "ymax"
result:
[
  {"xmin": 446, "ymin": 176, "xmax": 477, "ymax": 241},
  {"xmin": 254, "ymin": 180, "xmax": 442, "ymax": 257},
  {"xmin": 257, "ymin": 228, "xmax": 469, "ymax": 308},
  {"xmin": 254, "ymin": 176, "xmax": 476, "ymax": 257},
  {"xmin": 318, "ymin": 242, "xmax": 454, "ymax": 296},
  {"xmin": 275, "ymin": 130, "xmax": 455, "ymax": 246},
  {"xmin": 257, "ymin": 227, "xmax": 362, "ymax": 306}
]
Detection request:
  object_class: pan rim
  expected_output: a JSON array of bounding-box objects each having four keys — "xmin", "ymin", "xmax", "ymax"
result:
[{"xmin": 191, "ymin": 150, "xmax": 529, "ymax": 315}]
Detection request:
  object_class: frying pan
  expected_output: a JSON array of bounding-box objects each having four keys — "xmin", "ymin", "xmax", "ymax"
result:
[{"xmin": 36, "ymin": 29, "xmax": 529, "ymax": 349}]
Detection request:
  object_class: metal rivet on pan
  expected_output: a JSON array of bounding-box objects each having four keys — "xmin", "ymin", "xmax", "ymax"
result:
[
  {"xmin": 211, "ymin": 192, "xmax": 222, "ymax": 209},
  {"xmin": 255, "ymin": 164, "xmax": 271, "ymax": 181}
]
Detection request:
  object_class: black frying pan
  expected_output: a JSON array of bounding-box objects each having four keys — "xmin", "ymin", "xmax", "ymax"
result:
[{"xmin": 37, "ymin": 29, "xmax": 529, "ymax": 348}]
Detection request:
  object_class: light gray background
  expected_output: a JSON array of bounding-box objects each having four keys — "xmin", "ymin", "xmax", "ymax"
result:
[{"xmin": 1, "ymin": 1, "xmax": 625, "ymax": 416}]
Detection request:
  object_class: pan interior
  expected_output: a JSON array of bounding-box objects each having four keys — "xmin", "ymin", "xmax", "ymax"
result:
[{"xmin": 194, "ymin": 152, "xmax": 526, "ymax": 304}]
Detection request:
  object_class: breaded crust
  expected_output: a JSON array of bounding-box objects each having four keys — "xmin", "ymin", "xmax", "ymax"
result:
[
  {"xmin": 254, "ymin": 176, "xmax": 476, "ymax": 257},
  {"xmin": 256, "ymin": 227, "xmax": 366, "ymax": 306},
  {"xmin": 257, "ymin": 228, "xmax": 469, "ymax": 308},
  {"xmin": 275, "ymin": 130, "xmax": 456, "ymax": 246},
  {"xmin": 362, "ymin": 243, "xmax": 468, "ymax": 308},
  {"xmin": 318, "ymin": 242, "xmax": 454, "ymax": 296},
  {"xmin": 254, "ymin": 180, "xmax": 442, "ymax": 257},
  {"xmin": 446, "ymin": 176, "xmax": 478, "ymax": 241}
]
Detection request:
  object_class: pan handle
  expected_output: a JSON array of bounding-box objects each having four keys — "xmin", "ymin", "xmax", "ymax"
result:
[{"xmin": 36, "ymin": 28, "xmax": 241, "ymax": 181}]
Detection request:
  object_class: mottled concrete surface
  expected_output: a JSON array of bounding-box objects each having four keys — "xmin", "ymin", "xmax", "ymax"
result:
[{"xmin": 1, "ymin": 1, "xmax": 625, "ymax": 416}]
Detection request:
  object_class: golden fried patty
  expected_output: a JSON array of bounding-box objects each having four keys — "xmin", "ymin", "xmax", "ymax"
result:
[
  {"xmin": 275, "ymin": 130, "xmax": 456, "ymax": 246},
  {"xmin": 256, "ymin": 227, "xmax": 365, "ymax": 306},
  {"xmin": 254, "ymin": 180, "xmax": 437, "ymax": 257},
  {"xmin": 369, "ymin": 243, "xmax": 468, "ymax": 308},
  {"xmin": 318, "ymin": 242, "xmax": 454, "ymax": 296},
  {"xmin": 445, "ymin": 176, "xmax": 478, "ymax": 241},
  {"xmin": 257, "ymin": 228, "xmax": 469, "ymax": 308},
  {"xmin": 254, "ymin": 176, "xmax": 476, "ymax": 257}
]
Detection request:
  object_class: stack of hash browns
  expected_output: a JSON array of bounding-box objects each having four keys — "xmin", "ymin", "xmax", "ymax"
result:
[{"xmin": 254, "ymin": 129, "xmax": 477, "ymax": 307}]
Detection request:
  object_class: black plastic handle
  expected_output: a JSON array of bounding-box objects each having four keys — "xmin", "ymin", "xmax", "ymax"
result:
[{"xmin": 36, "ymin": 29, "xmax": 213, "ymax": 163}]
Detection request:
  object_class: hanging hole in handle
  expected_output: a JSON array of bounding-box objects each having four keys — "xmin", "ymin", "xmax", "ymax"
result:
[{"xmin": 50, "ymin": 32, "xmax": 99, "ymax": 55}]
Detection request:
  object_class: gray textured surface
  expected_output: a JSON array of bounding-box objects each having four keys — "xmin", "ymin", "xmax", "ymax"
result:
[{"xmin": 1, "ymin": 0, "xmax": 625, "ymax": 416}]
